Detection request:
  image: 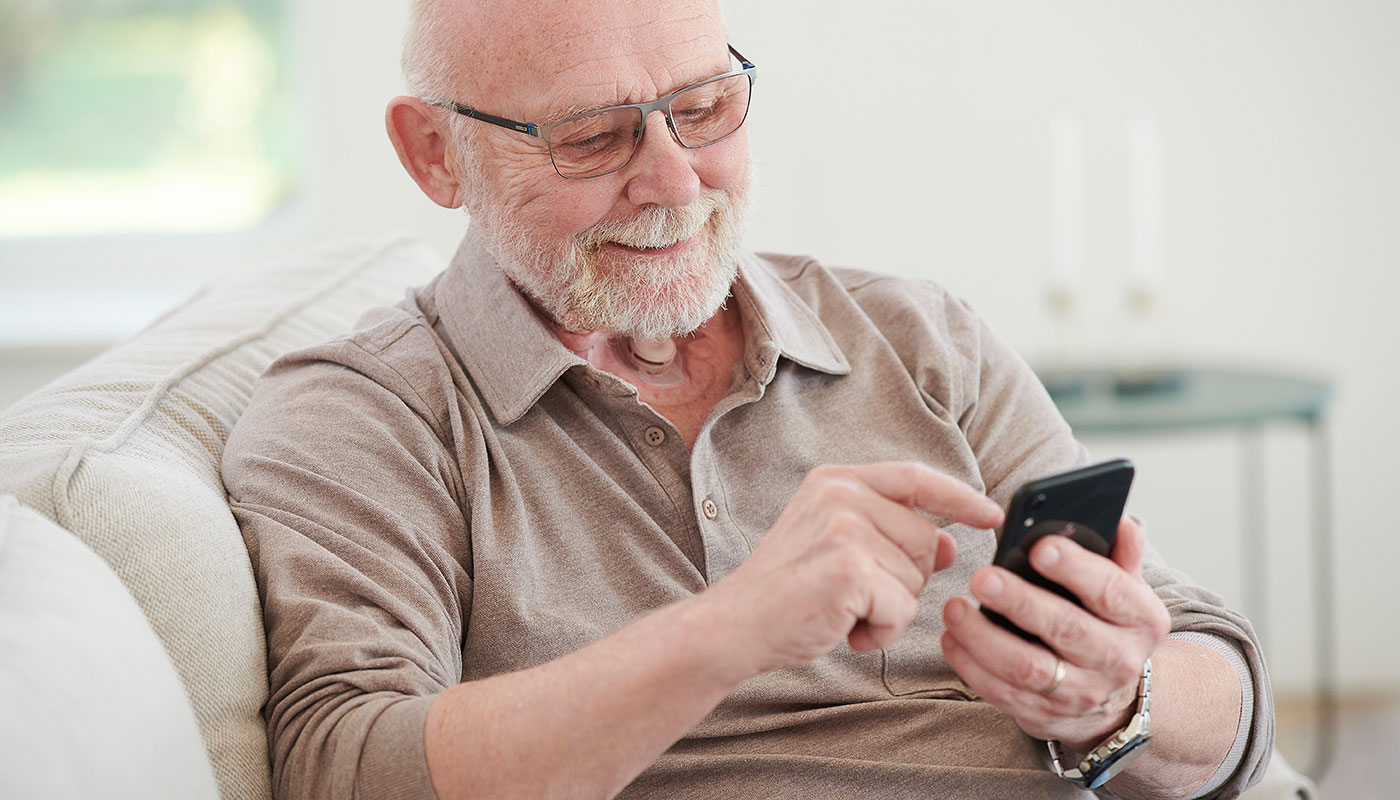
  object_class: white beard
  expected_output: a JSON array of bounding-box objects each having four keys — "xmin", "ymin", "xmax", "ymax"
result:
[{"xmin": 467, "ymin": 174, "xmax": 751, "ymax": 340}]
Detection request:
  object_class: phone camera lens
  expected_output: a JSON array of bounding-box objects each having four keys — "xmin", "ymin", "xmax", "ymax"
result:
[{"xmin": 1029, "ymin": 493, "xmax": 1046, "ymax": 511}]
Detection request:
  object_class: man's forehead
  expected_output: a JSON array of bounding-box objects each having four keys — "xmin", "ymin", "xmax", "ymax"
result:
[{"xmin": 447, "ymin": 0, "xmax": 729, "ymax": 117}]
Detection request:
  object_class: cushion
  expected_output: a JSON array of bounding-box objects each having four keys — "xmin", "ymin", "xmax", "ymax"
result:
[
  {"xmin": 0, "ymin": 494, "xmax": 220, "ymax": 799},
  {"xmin": 1243, "ymin": 750, "xmax": 1319, "ymax": 799},
  {"xmin": 0, "ymin": 234, "xmax": 444, "ymax": 800}
]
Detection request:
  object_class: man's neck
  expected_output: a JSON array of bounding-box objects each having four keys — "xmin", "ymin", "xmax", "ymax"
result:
[{"xmin": 545, "ymin": 306, "xmax": 747, "ymax": 446}]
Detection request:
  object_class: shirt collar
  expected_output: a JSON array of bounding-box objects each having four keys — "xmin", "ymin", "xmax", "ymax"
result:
[
  {"xmin": 732, "ymin": 250, "xmax": 850, "ymax": 379},
  {"xmin": 434, "ymin": 228, "xmax": 850, "ymax": 425}
]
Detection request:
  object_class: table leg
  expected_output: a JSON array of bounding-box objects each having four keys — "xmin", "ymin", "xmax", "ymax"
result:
[
  {"xmin": 1240, "ymin": 426, "xmax": 1267, "ymax": 648},
  {"xmin": 1308, "ymin": 417, "xmax": 1336, "ymax": 781}
]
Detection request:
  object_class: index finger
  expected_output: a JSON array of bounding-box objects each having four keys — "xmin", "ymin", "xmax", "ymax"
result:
[{"xmin": 847, "ymin": 462, "xmax": 1004, "ymax": 530}]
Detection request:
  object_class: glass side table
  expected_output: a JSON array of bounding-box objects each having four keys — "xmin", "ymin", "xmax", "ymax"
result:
[{"xmin": 1036, "ymin": 365, "xmax": 1335, "ymax": 780}]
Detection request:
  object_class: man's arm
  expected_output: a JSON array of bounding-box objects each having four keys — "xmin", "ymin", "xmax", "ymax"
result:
[
  {"xmin": 916, "ymin": 287, "xmax": 1272, "ymax": 797},
  {"xmin": 423, "ymin": 592, "xmax": 748, "ymax": 800},
  {"xmin": 943, "ymin": 520, "xmax": 1243, "ymax": 799},
  {"xmin": 424, "ymin": 462, "xmax": 1006, "ymax": 799},
  {"xmin": 1105, "ymin": 638, "xmax": 1243, "ymax": 797}
]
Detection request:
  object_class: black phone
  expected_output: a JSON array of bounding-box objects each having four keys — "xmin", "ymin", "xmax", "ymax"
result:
[{"xmin": 982, "ymin": 458, "xmax": 1135, "ymax": 644}]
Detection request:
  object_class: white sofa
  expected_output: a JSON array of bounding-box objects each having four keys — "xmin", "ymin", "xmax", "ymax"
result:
[{"xmin": 0, "ymin": 235, "xmax": 1317, "ymax": 799}]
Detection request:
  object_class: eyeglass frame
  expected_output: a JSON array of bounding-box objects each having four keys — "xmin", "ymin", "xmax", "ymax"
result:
[{"xmin": 429, "ymin": 44, "xmax": 757, "ymax": 179}]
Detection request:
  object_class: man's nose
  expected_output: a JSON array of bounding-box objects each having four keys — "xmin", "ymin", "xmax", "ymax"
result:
[{"xmin": 621, "ymin": 110, "xmax": 701, "ymax": 208}]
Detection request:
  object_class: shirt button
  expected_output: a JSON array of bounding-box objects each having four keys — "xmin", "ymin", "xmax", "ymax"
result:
[
  {"xmin": 644, "ymin": 426, "xmax": 666, "ymax": 446},
  {"xmin": 701, "ymin": 498, "xmax": 719, "ymax": 520},
  {"xmin": 581, "ymin": 375, "xmax": 599, "ymax": 390}
]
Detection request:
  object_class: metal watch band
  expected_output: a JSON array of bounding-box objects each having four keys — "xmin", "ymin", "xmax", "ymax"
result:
[{"xmin": 1048, "ymin": 658, "xmax": 1153, "ymax": 789}]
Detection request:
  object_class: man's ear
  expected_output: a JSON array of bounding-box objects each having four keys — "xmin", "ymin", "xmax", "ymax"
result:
[{"xmin": 386, "ymin": 96, "xmax": 466, "ymax": 209}]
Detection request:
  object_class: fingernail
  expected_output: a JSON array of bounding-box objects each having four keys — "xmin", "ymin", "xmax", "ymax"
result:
[
  {"xmin": 1035, "ymin": 541, "xmax": 1061, "ymax": 568},
  {"xmin": 946, "ymin": 601, "xmax": 966, "ymax": 625},
  {"xmin": 980, "ymin": 572, "xmax": 1004, "ymax": 598}
]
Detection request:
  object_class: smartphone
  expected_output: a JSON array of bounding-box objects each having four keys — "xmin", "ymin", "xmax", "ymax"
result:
[{"xmin": 982, "ymin": 458, "xmax": 1135, "ymax": 644}]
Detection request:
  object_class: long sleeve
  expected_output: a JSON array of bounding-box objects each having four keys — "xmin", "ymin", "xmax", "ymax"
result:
[
  {"xmin": 223, "ymin": 308, "xmax": 470, "ymax": 800},
  {"xmin": 907, "ymin": 282, "xmax": 1274, "ymax": 797}
]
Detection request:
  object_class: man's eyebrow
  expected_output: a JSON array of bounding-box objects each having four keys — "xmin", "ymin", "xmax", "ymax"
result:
[
  {"xmin": 539, "ymin": 60, "xmax": 733, "ymax": 123},
  {"xmin": 545, "ymin": 99, "xmax": 609, "ymax": 122}
]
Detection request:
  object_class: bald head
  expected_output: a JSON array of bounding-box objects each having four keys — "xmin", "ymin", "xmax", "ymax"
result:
[{"xmin": 402, "ymin": 0, "xmax": 728, "ymax": 110}]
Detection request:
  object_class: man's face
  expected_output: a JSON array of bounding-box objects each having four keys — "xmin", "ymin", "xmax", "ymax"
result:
[{"xmin": 450, "ymin": 0, "xmax": 752, "ymax": 339}]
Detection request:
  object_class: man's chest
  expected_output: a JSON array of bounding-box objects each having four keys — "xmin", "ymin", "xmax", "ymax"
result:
[{"xmin": 452, "ymin": 356, "xmax": 996, "ymax": 690}]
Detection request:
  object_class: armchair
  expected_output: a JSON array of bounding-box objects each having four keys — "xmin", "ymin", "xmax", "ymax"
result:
[{"xmin": 0, "ymin": 235, "xmax": 1316, "ymax": 799}]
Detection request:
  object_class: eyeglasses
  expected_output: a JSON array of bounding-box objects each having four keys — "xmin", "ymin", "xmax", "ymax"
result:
[{"xmin": 432, "ymin": 44, "xmax": 756, "ymax": 179}]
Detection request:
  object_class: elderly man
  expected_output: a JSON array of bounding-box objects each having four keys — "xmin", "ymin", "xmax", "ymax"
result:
[{"xmin": 222, "ymin": 0, "xmax": 1271, "ymax": 798}]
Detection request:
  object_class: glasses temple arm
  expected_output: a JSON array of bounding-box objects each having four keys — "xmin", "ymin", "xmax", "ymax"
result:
[
  {"xmin": 432, "ymin": 100, "xmax": 540, "ymax": 137},
  {"xmin": 727, "ymin": 44, "xmax": 756, "ymax": 75}
]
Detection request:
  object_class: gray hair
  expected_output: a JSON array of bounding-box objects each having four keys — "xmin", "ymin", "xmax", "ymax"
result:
[
  {"xmin": 402, "ymin": 0, "xmax": 482, "ymax": 205},
  {"xmin": 402, "ymin": 0, "xmax": 459, "ymax": 100},
  {"xmin": 404, "ymin": 0, "xmax": 731, "ymax": 98}
]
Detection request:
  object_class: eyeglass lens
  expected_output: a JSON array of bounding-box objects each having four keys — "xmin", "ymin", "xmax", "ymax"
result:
[{"xmin": 546, "ymin": 74, "xmax": 752, "ymax": 178}]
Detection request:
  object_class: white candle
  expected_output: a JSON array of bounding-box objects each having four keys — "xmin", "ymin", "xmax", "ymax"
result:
[
  {"xmin": 1128, "ymin": 111, "xmax": 1165, "ymax": 287},
  {"xmin": 1050, "ymin": 111, "xmax": 1086, "ymax": 287}
]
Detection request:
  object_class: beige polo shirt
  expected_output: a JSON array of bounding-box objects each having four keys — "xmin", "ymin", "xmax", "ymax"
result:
[{"xmin": 223, "ymin": 230, "xmax": 1272, "ymax": 799}]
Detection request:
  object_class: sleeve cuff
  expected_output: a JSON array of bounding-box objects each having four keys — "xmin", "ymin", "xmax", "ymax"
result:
[
  {"xmin": 1167, "ymin": 631, "xmax": 1254, "ymax": 799},
  {"xmin": 356, "ymin": 694, "xmax": 439, "ymax": 800}
]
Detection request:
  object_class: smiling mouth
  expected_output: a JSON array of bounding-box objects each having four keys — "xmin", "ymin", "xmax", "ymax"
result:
[{"xmin": 607, "ymin": 235, "xmax": 696, "ymax": 255}]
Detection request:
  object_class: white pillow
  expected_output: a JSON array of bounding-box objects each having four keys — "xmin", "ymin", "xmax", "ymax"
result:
[
  {"xmin": 0, "ymin": 494, "xmax": 220, "ymax": 799},
  {"xmin": 0, "ymin": 234, "xmax": 444, "ymax": 799}
]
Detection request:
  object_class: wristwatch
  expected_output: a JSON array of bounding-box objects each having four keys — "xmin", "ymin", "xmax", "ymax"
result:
[{"xmin": 1047, "ymin": 659, "xmax": 1153, "ymax": 790}]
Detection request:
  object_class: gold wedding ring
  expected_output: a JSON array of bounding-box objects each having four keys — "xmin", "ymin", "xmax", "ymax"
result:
[{"xmin": 1039, "ymin": 658, "xmax": 1068, "ymax": 696}]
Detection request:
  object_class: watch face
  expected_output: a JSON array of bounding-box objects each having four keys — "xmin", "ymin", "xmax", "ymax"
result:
[{"xmin": 1086, "ymin": 736, "xmax": 1152, "ymax": 789}]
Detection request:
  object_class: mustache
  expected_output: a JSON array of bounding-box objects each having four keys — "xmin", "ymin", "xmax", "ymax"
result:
[{"xmin": 575, "ymin": 193, "xmax": 726, "ymax": 252}]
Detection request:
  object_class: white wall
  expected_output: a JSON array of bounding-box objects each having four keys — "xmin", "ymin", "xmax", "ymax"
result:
[
  {"xmin": 2, "ymin": 0, "xmax": 1396, "ymax": 696},
  {"xmin": 725, "ymin": 0, "xmax": 1400, "ymax": 697}
]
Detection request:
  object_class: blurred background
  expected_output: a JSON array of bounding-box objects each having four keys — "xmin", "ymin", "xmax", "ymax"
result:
[{"xmin": 2, "ymin": 0, "xmax": 1396, "ymax": 791}]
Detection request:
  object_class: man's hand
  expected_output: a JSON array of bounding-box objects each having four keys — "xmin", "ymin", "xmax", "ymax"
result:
[
  {"xmin": 940, "ymin": 518, "xmax": 1171, "ymax": 751},
  {"xmin": 704, "ymin": 462, "xmax": 1005, "ymax": 677}
]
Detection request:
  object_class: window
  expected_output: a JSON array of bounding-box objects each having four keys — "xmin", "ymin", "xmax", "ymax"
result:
[{"xmin": 0, "ymin": 0, "xmax": 295, "ymax": 238}]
